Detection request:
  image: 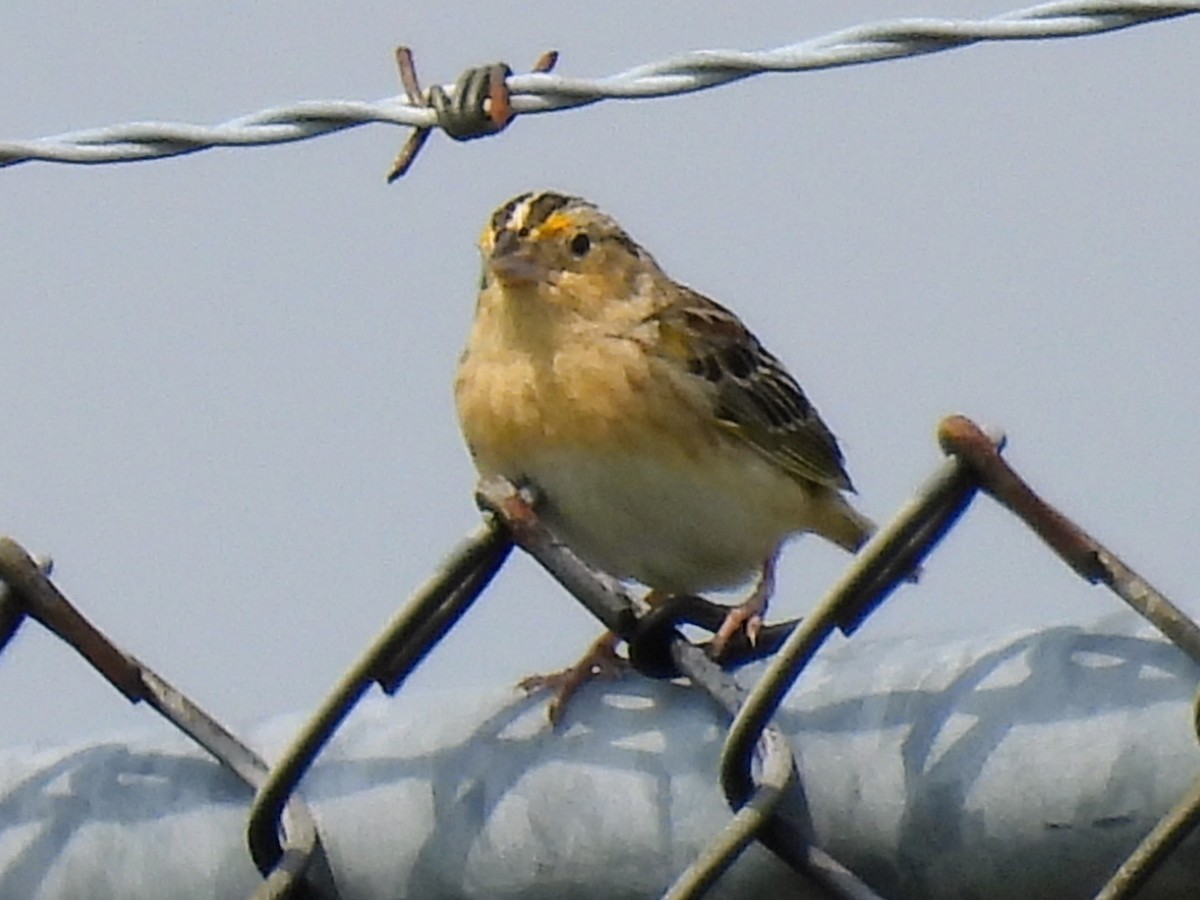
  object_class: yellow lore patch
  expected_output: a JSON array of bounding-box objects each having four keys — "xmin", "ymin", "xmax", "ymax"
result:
[{"xmin": 535, "ymin": 211, "xmax": 575, "ymax": 240}]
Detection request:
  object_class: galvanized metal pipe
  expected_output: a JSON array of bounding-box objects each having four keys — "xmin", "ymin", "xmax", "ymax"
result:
[{"xmin": 1, "ymin": 615, "xmax": 1195, "ymax": 899}]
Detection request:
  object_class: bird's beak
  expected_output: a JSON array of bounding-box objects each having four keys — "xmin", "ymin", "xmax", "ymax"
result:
[{"xmin": 488, "ymin": 229, "xmax": 544, "ymax": 286}]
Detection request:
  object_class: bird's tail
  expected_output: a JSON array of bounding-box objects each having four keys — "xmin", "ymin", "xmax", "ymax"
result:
[
  {"xmin": 823, "ymin": 492, "xmax": 924, "ymax": 585},
  {"xmin": 821, "ymin": 494, "xmax": 877, "ymax": 554}
]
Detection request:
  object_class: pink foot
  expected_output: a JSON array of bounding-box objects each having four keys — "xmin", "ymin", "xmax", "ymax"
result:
[{"xmin": 519, "ymin": 631, "xmax": 627, "ymax": 725}]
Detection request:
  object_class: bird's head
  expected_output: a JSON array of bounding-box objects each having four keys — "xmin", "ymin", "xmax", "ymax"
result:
[{"xmin": 478, "ymin": 191, "xmax": 661, "ymax": 323}]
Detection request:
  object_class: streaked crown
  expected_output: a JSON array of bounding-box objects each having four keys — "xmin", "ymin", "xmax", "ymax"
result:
[{"xmin": 480, "ymin": 190, "xmax": 648, "ymax": 261}]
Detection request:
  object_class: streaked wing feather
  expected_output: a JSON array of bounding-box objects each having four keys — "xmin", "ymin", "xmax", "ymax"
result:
[{"xmin": 650, "ymin": 288, "xmax": 854, "ymax": 492}]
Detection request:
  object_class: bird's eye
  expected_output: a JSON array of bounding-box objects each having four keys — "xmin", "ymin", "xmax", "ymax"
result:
[{"xmin": 569, "ymin": 233, "xmax": 591, "ymax": 257}]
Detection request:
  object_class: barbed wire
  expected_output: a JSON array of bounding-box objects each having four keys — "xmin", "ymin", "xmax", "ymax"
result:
[{"xmin": 0, "ymin": 0, "xmax": 1195, "ymax": 175}]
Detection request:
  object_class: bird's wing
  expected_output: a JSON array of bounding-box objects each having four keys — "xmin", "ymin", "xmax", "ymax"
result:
[{"xmin": 647, "ymin": 287, "xmax": 854, "ymax": 492}]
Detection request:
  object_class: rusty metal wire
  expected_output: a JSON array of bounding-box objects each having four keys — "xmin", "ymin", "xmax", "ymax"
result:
[
  {"xmin": 385, "ymin": 48, "xmax": 558, "ymax": 182},
  {"xmin": 1097, "ymin": 773, "xmax": 1200, "ymax": 900},
  {"xmin": 246, "ymin": 520, "xmax": 511, "ymax": 884},
  {"xmin": 935, "ymin": 416, "xmax": 1200, "ymax": 900},
  {"xmin": 718, "ymin": 431, "xmax": 988, "ymax": 898},
  {"xmin": 712, "ymin": 414, "xmax": 1200, "ymax": 900},
  {"xmin": 0, "ymin": 553, "xmax": 51, "ymax": 651},
  {"xmin": 475, "ymin": 478, "xmax": 889, "ymax": 900},
  {"xmin": 0, "ymin": 538, "xmax": 339, "ymax": 900},
  {"xmin": 471, "ymin": 414, "xmax": 1200, "ymax": 898},
  {"xmin": 938, "ymin": 416, "xmax": 1200, "ymax": 665},
  {"xmin": 1, "ymin": 1, "xmax": 1196, "ymax": 179},
  {"xmin": 662, "ymin": 639, "xmax": 888, "ymax": 900}
]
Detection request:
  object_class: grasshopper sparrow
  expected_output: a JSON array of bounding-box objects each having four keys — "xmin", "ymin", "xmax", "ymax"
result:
[{"xmin": 455, "ymin": 191, "xmax": 875, "ymax": 721}]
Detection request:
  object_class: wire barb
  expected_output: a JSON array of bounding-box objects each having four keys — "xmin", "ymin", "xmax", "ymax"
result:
[{"xmin": 385, "ymin": 47, "xmax": 556, "ymax": 182}]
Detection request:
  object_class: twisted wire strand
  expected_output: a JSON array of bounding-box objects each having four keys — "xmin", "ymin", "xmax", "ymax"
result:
[{"xmin": 1, "ymin": 0, "xmax": 1196, "ymax": 170}]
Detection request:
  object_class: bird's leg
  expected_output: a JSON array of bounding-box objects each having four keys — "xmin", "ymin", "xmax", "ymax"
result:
[
  {"xmin": 710, "ymin": 551, "xmax": 778, "ymax": 658},
  {"xmin": 518, "ymin": 630, "xmax": 627, "ymax": 726},
  {"xmin": 518, "ymin": 589, "xmax": 675, "ymax": 725}
]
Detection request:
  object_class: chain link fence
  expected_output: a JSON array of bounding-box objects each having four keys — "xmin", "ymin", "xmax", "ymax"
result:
[{"xmin": 2, "ymin": 415, "xmax": 1198, "ymax": 897}]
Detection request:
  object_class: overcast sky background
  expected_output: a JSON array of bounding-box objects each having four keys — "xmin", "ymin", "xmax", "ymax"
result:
[{"xmin": 0, "ymin": 2, "xmax": 1196, "ymax": 747}]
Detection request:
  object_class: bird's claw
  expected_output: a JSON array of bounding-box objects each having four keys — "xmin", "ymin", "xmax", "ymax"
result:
[
  {"xmin": 519, "ymin": 633, "xmax": 627, "ymax": 725},
  {"xmin": 710, "ymin": 606, "xmax": 764, "ymax": 659}
]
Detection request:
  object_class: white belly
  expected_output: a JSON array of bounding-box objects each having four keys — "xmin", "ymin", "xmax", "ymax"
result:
[{"xmin": 521, "ymin": 446, "xmax": 820, "ymax": 593}]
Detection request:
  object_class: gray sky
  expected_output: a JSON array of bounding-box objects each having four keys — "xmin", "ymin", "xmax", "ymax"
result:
[{"xmin": 1, "ymin": 2, "xmax": 1197, "ymax": 746}]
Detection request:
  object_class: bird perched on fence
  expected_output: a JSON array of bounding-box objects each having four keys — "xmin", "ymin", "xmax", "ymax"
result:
[{"xmin": 455, "ymin": 190, "xmax": 875, "ymax": 723}]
